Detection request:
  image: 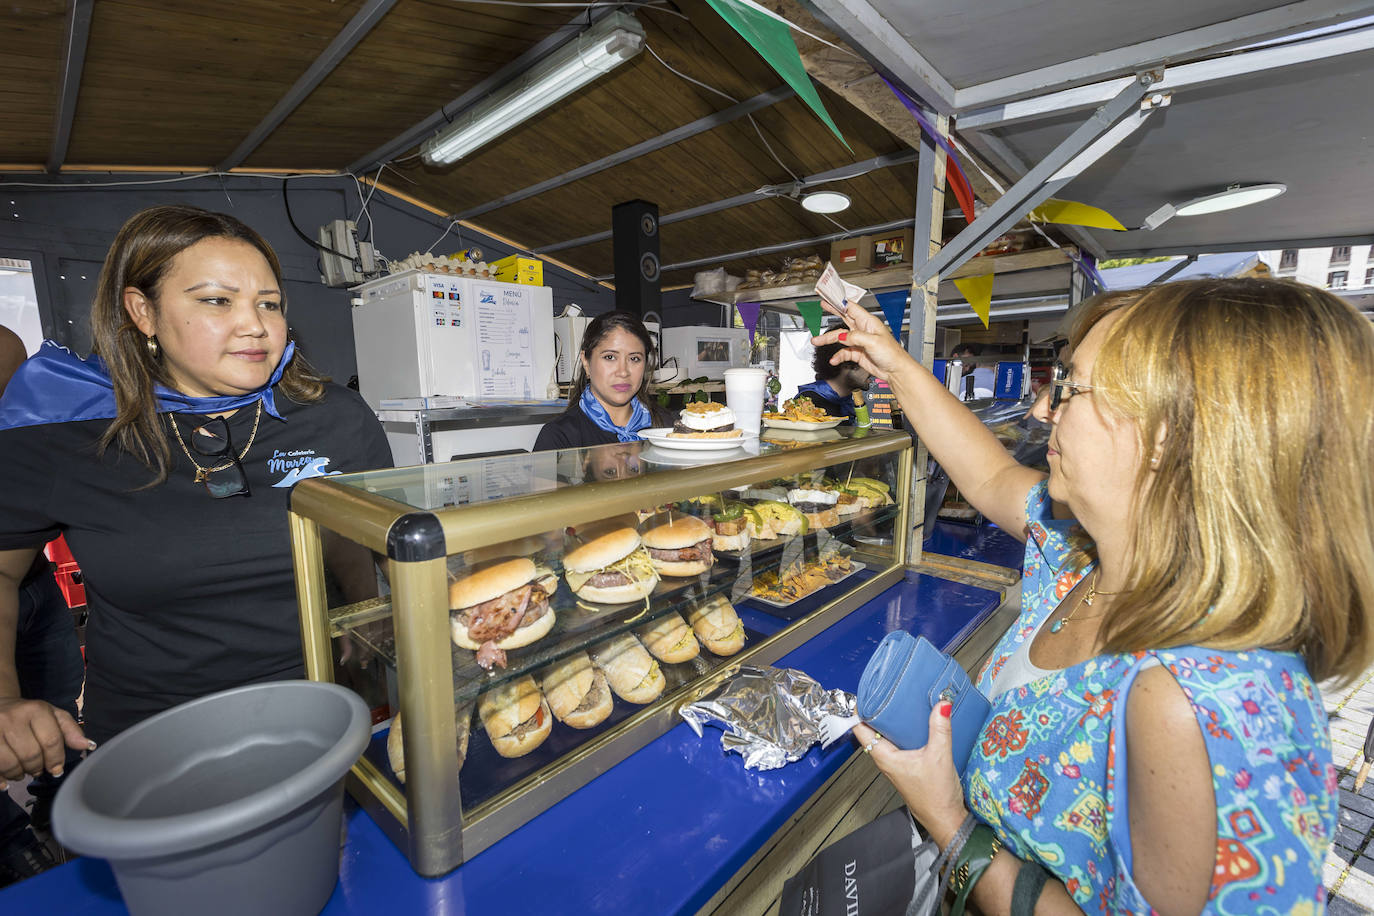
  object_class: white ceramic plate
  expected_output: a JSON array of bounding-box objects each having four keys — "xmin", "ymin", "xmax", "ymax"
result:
[
  {"xmin": 761, "ymin": 416, "xmax": 845, "ymax": 431},
  {"xmin": 638, "ymin": 427, "xmax": 756, "ymax": 451},
  {"xmin": 639, "ymin": 443, "xmax": 758, "ymax": 467}
]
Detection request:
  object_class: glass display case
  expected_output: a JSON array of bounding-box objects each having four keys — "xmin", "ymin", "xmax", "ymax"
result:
[{"xmin": 288, "ymin": 429, "xmax": 913, "ymax": 876}]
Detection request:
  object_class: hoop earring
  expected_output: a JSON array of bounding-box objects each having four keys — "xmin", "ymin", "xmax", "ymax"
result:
[{"xmin": 146, "ymin": 335, "xmax": 160, "ymax": 359}]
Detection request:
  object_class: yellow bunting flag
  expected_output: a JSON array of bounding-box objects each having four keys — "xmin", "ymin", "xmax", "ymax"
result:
[
  {"xmin": 1027, "ymin": 198, "xmax": 1126, "ymax": 231},
  {"xmin": 953, "ymin": 274, "xmax": 994, "ymax": 329}
]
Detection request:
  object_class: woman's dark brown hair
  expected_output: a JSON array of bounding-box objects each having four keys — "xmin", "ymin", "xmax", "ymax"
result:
[
  {"xmin": 90, "ymin": 205, "xmax": 327, "ymax": 483},
  {"xmin": 566, "ymin": 310, "xmax": 661, "ymax": 417}
]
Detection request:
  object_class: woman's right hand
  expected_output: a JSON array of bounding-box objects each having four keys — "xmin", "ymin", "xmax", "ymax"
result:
[
  {"xmin": 0, "ymin": 696, "xmax": 91, "ymax": 787},
  {"xmin": 811, "ymin": 298, "xmax": 917, "ymax": 383}
]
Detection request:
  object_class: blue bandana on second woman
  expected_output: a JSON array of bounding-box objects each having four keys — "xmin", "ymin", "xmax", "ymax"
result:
[
  {"xmin": 579, "ymin": 386, "xmax": 651, "ymax": 443},
  {"xmin": 0, "ymin": 339, "xmax": 297, "ymax": 431}
]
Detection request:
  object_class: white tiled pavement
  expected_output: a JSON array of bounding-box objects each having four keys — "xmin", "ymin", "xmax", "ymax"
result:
[{"xmin": 1324, "ymin": 669, "xmax": 1374, "ymax": 914}]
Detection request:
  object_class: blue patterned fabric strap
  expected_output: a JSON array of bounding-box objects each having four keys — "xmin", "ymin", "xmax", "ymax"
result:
[
  {"xmin": 579, "ymin": 386, "xmax": 651, "ymax": 442},
  {"xmin": 0, "ymin": 339, "xmax": 297, "ymax": 431}
]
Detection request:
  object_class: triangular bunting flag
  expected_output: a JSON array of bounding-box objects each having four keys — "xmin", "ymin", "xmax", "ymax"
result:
[
  {"xmin": 875, "ymin": 289, "xmax": 907, "ymax": 340},
  {"xmin": 737, "ymin": 301, "xmax": 761, "ymax": 345},
  {"xmin": 1028, "ymin": 198, "xmax": 1126, "ymax": 231},
  {"xmin": 705, "ymin": 0, "xmax": 850, "ymax": 151},
  {"xmin": 953, "ymin": 274, "xmax": 994, "ymax": 329},
  {"xmin": 796, "ymin": 300, "xmax": 824, "ymax": 338}
]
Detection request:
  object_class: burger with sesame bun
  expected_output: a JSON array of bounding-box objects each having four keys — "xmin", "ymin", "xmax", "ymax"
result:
[
  {"xmin": 450, "ymin": 558, "xmax": 559, "ymax": 670},
  {"xmin": 563, "ymin": 526, "xmax": 660, "ymax": 604},
  {"xmin": 641, "ymin": 513, "xmax": 715, "ymax": 577}
]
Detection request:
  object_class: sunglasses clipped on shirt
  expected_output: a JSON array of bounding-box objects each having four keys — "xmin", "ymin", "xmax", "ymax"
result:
[
  {"xmin": 190, "ymin": 417, "xmax": 251, "ymax": 499},
  {"xmin": 1048, "ymin": 360, "xmax": 1108, "ymax": 411}
]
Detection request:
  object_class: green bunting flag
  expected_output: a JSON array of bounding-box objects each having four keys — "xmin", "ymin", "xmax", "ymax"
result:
[
  {"xmin": 705, "ymin": 0, "xmax": 850, "ymax": 151},
  {"xmin": 797, "ymin": 300, "xmax": 824, "ymax": 338}
]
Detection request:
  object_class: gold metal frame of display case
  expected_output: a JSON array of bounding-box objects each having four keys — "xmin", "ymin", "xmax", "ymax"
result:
[{"xmin": 289, "ymin": 432, "xmax": 912, "ymax": 876}]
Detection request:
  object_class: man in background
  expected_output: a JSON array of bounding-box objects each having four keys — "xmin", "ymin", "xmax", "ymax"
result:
[
  {"xmin": 0, "ymin": 325, "xmax": 84, "ymax": 886},
  {"xmin": 794, "ymin": 342, "xmax": 872, "ymax": 421},
  {"xmin": 951, "ymin": 343, "xmax": 995, "ymax": 399}
]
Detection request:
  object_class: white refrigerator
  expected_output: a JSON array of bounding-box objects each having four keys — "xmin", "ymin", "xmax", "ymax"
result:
[{"xmin": 351, "ymin": 269, "xmax": 556, "ymax": 409}]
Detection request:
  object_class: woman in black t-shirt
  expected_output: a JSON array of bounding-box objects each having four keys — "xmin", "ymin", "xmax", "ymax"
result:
[
  {"xmin": 534, "ymin": 311, "xmax": 670, "ymax": 452},
  {"xmin": 0, "ymin": 206, "xmax": 392, "ymax": 777}
]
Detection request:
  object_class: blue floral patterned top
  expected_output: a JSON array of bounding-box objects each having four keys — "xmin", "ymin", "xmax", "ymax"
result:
[{"xmin": 963, "ymin": 480, "xmax": 1338, "ymax": 914}]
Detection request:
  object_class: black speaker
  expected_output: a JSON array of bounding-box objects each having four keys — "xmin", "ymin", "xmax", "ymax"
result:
[{"xmin": 612, "ymin": 199, "xmax": 660, "ymax": 316}]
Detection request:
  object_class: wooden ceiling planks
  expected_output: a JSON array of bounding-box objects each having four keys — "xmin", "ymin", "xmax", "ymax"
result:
[
  {"xmin": 245, "ymin": 0, "xmax": 575, "ymax": 167},
  {"xmin": 0, "ymin": 2, "xmax": 68, "ymax": 163},
  {"xmin": 65, "ymin": 0, "xmax": 365, "ymax": 164}
]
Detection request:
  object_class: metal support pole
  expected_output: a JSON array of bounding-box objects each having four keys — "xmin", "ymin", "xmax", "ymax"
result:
[
  {"xmin": 916, "ymin": 75, "xmax": 1156, "ymax": 287},
  {"xmin": 906, "ymin": 112, "xmax": 948, "ymax": 565}
]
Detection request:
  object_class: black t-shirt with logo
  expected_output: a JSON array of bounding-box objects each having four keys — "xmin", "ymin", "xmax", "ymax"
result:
[{"xmin": 0, "ymin": 384, "xmax": 393, "ymax": 743}]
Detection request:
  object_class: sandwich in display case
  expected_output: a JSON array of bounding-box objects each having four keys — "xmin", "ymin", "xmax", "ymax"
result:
[{"xmin": 288, "ymin": 428, "xmax": 913, "ymax": 876}]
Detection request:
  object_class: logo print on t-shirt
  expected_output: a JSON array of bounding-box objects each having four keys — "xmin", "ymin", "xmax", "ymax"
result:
[{"xmin": 268, "ymin": 448, "xmax": 341, "ymax": 488}]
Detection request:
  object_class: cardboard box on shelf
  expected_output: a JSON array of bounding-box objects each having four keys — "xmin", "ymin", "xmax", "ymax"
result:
[
  {"xmin": 871, "ymin": 228, "xmax": 915, "ymax": 268},
  {"xmin": 828, "ymin": 235, "xmax": 872, "ymax": 273},
  {"xmin": 492, "ymin": 254, "xmax": 543, "ymax": 286}
]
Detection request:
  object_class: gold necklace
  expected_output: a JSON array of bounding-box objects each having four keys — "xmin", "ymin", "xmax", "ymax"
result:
[
  {"xmin": 167, "ymin": 401, "xmax": 262, "ymax": 483},
  {"xmin": 1049, "ymin": 570, "xmax": 1121, "ymax": 634}
]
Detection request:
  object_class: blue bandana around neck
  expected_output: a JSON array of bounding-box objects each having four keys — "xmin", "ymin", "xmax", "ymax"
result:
[
  {"xmin": 579, "ymin": 385, "xmax": 651, "ymax": 443},
  {"xmin": 795, "ymin": 379, "xmax": 855, "ymax": 419},
  {"xmin": 0, "ymin": 339, "xmax": 297, "ymax": 432}
]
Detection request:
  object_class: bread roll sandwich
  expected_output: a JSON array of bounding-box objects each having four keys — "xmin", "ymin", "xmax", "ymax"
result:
[
  {"xmin": 668, "ymin": 401, "xmax": 742, "ymax": 439},
  {"xmin": 688, "ymin": 594, "xmax": 746, "ymax": 655},
  {"xmin": 450, "ymin": 558, "xmax": 559, "ymax": 670},
  {"xmin": 386, "ymin": 701, "xmax": 474, "ymax": 783},
  {"xmin": 636, "ymin": 612, "xmax": 700, "ymax": 663},
  {"xmin": 788, "ymin": 488, "xmax": 839, "ymax": 529},
  {"xmin": 538, "ymin": 651, "xmax": 613, "ymax": 729},
  {"xmin": 589, "ymin": 633, "xmax": 665, "ymax": 704},
  {"xmin": 641, "ymin": 513, "xmax": 715, "ymax": 577},
  {"xmin": 708, "ymin": 502, "xmax": 754, "ymax": 552},
  {"xmin": 564, "ymin": 527, "xmax": 659, "ymax": 604},
  {"xmin": 753, "ymin": 499, "xmax": 807, "ymax": 537},
  {"xmin": 477, "ymin": 675, "xmax": 552, "ymax": 758}
]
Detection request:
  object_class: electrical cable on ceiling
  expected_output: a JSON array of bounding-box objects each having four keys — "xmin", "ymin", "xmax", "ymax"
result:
[
  {"xmin": 448, "ymin": 0, "xmax": 689, "ymax": 20},
  {"xmin": 645, "ymin": 43, "xmax": 801, "ymax": 184},
  {"xmin": 281, "ymin": 178, "xmax": 354, "ymax": 260}
]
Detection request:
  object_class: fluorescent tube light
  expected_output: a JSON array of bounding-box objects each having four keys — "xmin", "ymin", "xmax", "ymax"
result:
[
  {"xmin": 421, "ymin": 12, "xmax": 645, "ymax": 166},
  {"xmin": 801, "ymin": 190, "xmax": 851, "ymax": 213}
]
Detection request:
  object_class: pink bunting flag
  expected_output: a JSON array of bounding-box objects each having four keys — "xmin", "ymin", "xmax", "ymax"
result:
[{"xmin": 737, "ymin": 301, "xmax": 761, "ymax": 345}]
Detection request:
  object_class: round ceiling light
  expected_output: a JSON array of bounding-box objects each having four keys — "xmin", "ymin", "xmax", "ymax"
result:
[
  {"xmin": 801, "ymin": 190, "xmax": 851, "ymax": 214},
  {"xmin": 1174, "ymin": 183, "xmax": 1287, "ymax": 217}
]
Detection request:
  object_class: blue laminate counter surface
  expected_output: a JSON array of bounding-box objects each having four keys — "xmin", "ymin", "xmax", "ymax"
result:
[
  {"xmin": 3, "ymin": 569, "xmax": 1013, "ymax": 915},
  {"xmin": 924, "ymin": 519, "xmax": 1025, "ymax": 571}
]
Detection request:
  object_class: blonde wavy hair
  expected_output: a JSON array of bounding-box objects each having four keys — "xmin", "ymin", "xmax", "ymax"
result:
[{"xmin": 1073, "ymin": 278, "xmax": 1374, "ymax": 684}]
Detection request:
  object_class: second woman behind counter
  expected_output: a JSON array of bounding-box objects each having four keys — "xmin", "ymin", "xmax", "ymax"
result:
[{"xmin": 534, "ymin": 311, "xmax": 671, "ymax": 452}]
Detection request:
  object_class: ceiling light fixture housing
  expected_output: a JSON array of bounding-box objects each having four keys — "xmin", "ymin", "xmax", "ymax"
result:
[
  {"xmin": 1174, "ymin": 183, "xmax": 1287, "ymax": 217},
  {"xmin": 421, "ymin": 12, "xmax": 644, "ymax": 167},
  {"xmin": 801, "ymin": 190, "xmax": 851, "ymax": 214}
]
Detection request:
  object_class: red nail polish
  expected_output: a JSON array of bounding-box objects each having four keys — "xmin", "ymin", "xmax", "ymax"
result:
[
  {"xmin": 838, "ymin": 331, "xmax": 848, "ymax": 342},
  {"xmin": 940, "ymin": 702, "xmax": 953, "ymax": 718}
]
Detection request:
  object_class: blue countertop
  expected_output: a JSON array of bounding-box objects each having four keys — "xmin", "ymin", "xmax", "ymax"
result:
[
  {"xmin": 924, "ymin": 519, "xmax": 1025, "ymax": 571},
  {"xmin": 4, "ymin": 565, "xmax": 1015, "ymax": 915}
]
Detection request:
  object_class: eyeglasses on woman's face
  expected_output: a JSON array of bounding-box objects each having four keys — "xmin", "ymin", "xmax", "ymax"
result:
[{"xmin": 1048, "ymin": 360, "xmax": 1108, "ymax": 411}]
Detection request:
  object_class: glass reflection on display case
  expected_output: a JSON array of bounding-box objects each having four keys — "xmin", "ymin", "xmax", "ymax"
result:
[{"xmin": 289, "ymin": 428, "xmax": 912, "ymax": 875}]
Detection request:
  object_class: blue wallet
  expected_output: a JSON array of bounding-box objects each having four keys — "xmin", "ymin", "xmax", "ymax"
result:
[{"xmin": 856, "ymin": 631, "xmax": 991, "ymax": 774}]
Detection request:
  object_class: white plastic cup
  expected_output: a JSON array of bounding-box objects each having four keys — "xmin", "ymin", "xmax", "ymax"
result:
[{"xmin": 724, "ymin": 368, "xmax": 767, "ymax": 434}]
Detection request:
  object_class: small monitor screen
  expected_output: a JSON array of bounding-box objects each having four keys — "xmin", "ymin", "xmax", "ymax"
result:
[{"xmin": 697, "ymin": 339, "xmax": 732, "ymax": 363}]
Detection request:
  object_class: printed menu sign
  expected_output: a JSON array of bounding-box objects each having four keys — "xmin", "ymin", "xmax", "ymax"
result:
[{"xmin": 472, "ymin": 282, "xmax": 537, "ymax": 398}]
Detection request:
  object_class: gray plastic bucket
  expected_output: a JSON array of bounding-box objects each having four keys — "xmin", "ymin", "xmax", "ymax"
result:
[{"xmin": 52, "ymin": 680, "xmax": 370, "ymax": 916}]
